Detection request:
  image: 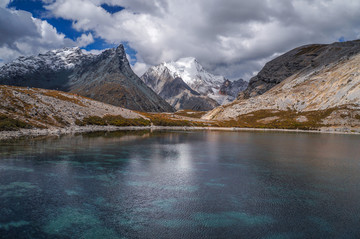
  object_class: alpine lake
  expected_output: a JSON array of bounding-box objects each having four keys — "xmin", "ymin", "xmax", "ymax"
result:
[{"xmin": 1, "ymin": 130, "xmax": 360, "ymax": 239}]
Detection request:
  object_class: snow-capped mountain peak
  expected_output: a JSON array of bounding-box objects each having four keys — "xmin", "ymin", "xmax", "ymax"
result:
[
  {"xmin": 0, "ymin": 44, "xmax": 174, "ymax": 112},
  {"xmin": 161, "ymin": 57, "xmax": 225, "ymax": 95},
  {"xmin": 141, "ymin": 57, "xmax": 248, "ymax": 107},
  {"xmin": 1, "ymin": 47, "xmax": 95, "ymax": 77}
]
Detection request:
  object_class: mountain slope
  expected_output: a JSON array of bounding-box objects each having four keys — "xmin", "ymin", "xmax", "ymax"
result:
[
  {"xmin": 0, "ymin": 85, "xmax": 145, "ymax": 129},
  {"xmin": 240, "ymin": 40, "xmax": 360, "ymax": 99},
  {"xmin": 0, "ymin": 45, "xmax": 174, "ymax": 112},
  {"xmin": 204, "ymin": 42, "xmax": 360, "ymax": 129}
]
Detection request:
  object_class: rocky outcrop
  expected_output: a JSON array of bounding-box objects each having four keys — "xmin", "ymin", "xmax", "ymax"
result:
[
  {"xmin": 0, "ymin": 45, "xmax": 174, "ymax": 112},
  {"xmin": 203, "ymin": 41, "xmax": 360, "ymax": 124},
  {"xmin": 240, "ymin": 40, "xmax": 360, "ymax": 99}
]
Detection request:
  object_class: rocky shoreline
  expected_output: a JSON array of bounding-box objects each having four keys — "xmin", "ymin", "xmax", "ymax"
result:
[{"xmin": 0, "ymin": 125, "xmax": 359, "ymax": 141}]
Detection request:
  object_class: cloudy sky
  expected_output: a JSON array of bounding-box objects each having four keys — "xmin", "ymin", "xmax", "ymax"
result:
[{"xmin": 1, "ymin": 0, "xmax": 360, "ymax": 80}]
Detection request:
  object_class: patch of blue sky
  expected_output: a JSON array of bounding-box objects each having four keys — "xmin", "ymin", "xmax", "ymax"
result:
[
  {"xmin": 7, "ymin": 0, "xmax": 137, "ymax": 63},
  {"xmin": 100, "ymin": 4, "xmax": 125, "ymax": 14}
]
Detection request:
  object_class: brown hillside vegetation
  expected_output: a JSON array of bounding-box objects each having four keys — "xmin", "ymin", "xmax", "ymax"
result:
[{"xmin": 0, "ymin": 85, "xmax": 144, "ymax": 130}]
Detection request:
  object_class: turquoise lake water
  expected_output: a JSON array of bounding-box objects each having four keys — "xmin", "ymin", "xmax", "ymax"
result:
[{"xmin": 0, "ymin": 130, "xmax": 360, "ymax": 238}]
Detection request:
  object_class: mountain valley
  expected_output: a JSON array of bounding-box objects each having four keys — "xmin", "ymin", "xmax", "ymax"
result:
[{"xmin": 1, "ymin": 40, "xmax": 360, "ymax": 136}]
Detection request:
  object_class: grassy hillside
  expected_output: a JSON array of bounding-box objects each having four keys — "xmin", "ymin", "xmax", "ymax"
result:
[{"xmin": 0, "ymin": 85, "xmax": 144, "ymax": 130}]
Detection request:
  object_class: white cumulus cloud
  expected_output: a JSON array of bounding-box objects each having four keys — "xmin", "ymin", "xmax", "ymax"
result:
[
  {"xmin": 42, "ymin": 0, "xmax": 360, "ymax": 80},
  {"xmin": 0, "ymin": 5, "xmax": 94, "ymax": 64},
  {"xmin": 3, "ymin": 0, "xmax": 360, "ymax": 79},
  {"xmin": 76, "ymin": 33, "xmax": 95, "ymax": 47}
]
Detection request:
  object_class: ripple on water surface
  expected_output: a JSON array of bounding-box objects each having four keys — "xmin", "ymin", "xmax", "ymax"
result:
[{"xmin": 1, "ymin": 131, "xmax": 360, "ymax": 238}]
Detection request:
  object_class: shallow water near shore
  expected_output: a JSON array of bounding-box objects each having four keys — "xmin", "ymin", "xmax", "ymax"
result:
[{"xmin": 1, "ymin": 130, "xmax": 360, "ymax": 238}]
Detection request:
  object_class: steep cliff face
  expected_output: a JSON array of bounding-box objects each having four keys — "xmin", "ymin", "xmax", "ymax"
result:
[
  {"xmin": 204, "ymin": 44, "xmax": 360, "ymax": 123},
  {"xmin": 68, "ymin": 46, "xmax": 174, "ymax": 112},
  {"xmin": 0, "ymin": 45, "xmax": 174, "ymax": 112},
  {"xmin": 240, "ymin": 40, "xmax": 360, "ymax": 99}
]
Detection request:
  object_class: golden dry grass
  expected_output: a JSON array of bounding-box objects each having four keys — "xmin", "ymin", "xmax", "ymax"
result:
[
  {"xmin": 76, "ymin": 115, "xmax": 151, "ymax": 127},
  {"xmin": 213, "ymin": 107, "xmax": 357, "ymax": 130},
  {"xmin": 42, "ymin": 90, "xmax": 85, "ymax": 107},
  {"xmin": 174, "ymin": 110, "xmax": 207, "ymax": 119}
]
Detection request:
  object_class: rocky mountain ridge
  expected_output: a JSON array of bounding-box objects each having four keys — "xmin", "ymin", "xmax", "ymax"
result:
[
  {"xmin": 240, "ymin": 40, "xmax": 360, "ymax": 99},
  {"xmin": 0, "ymin": 45, "xmax": 173, "ymax": 112}
]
